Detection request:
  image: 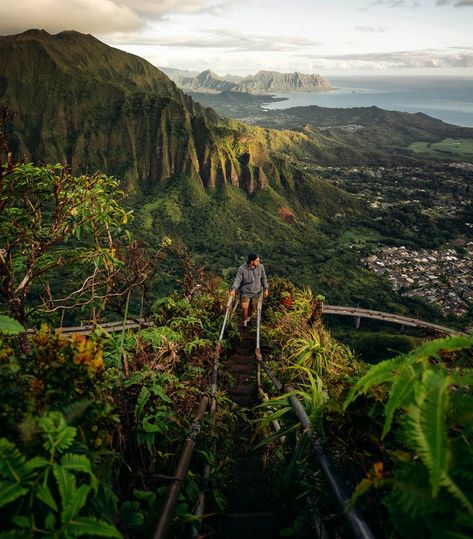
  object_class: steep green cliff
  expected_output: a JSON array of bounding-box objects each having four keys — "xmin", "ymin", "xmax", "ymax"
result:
[{"xmin": 0, "ymin": 29, "xmax": 331, "ymax": 199}]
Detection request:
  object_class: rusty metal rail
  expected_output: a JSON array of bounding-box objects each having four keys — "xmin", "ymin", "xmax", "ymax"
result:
[
  {"xmin": 154, "ymin": 295, "xmax": 236, "ymax": 539},
  {"xmin": 256, "ymin": 367, "xmax": 376, "ymax": 539},
  {"xmin": 256, "ymin": 303, "xmax": 376, "ymax": 539},
  {"xmin": 22, "ymin": 303, "xmax": 464, "ymax": 338},
  {"xmin": 25, "ymin": 318, "xmax": 152, "ymax": 336},
  {"xmin": 153, "ymin": 395, "xmax": 209, "ymax": 539},
  {"xmin": 322, "ymin": 304, "xmax": 468, "ymax": 336}
]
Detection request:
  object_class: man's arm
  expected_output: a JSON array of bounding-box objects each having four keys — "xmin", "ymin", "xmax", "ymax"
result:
[
  {"xmin": 230, "ymin": 267, "xmax": 243, "ymax": 295},
  {"xmin": 261, "ymin": 265, "xmax": 269, "ymax": 297}
]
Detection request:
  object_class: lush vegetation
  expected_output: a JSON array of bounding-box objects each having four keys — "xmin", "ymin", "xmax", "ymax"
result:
[
  {"xmin": 0, "ymin": 277, "xmax": 239, "ymax": 538},
  {"xmin": 1, "ymin": 29, "xmax": 471, "ymax": 539},
  {"xmin": 0, "ymin": 262, "xmax": 471, "ymax": 538},
  {"xmin": 409, "ymin": 138, "xmax": 473, "ymax": 160},
  {"xmin": 256, "ymin": 280, "xmax": 473, "ymax": 537}
]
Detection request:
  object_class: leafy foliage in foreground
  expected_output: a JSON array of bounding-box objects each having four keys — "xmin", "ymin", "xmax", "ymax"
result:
[
  {"xmin": 0, "ymin": 413, "xmax": 121, "ymax": 538},
  {"xmin": 258, "ymin": 278, "xmax": 473, "ymax": 538},
  {"xmin": 0, "ymin": 160, "xmax": 133, "ymax": 326},
  {"xmin": 344, "ymin": 336, "xmax": 473, "ymax": 538},
  {"xmin": 0, "ymin": 272, "xmax": 237, "ymax": 538}
]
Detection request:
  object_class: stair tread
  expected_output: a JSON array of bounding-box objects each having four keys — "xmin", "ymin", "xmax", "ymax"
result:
[{"xmin": 230, "ymin": 384, "xmax": 256, "ymax": 395}]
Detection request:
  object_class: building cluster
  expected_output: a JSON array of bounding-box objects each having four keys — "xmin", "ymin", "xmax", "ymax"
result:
[
  {"xmin": 317, "ymin": 164, "xmax": 471, "ymax": 218},
  {"xmin": 365, "ymin": 244, "xmax": 473, "ymax": 316}
]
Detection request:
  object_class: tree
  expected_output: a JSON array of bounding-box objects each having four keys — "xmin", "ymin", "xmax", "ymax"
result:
[{"xmin": 0, "ymin": 160, "xmax": 133, "ymax": 326}]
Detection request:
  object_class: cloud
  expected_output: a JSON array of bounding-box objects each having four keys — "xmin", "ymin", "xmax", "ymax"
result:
[
  {"xmin": 299, "ymin": 47, "xmax": 473, "ymax": 69},
  {"xmin": 115, "ymin": 0, "xmax": 242, "ymax": 18},
  {"xmin": 355, "ymin": 25, "xmax": 388, "ymax": 32},
  {"xmin": 436, "ymin": 0, "xmax": 473, "ymax": 5},
  {"xmin": 107, "ymin": 28, "xmax": 323, "ymax": 53},
  {"xmin": 0, "ymin": 0, "xmax": 143, "ymax": 35},
  {"xmin": 0, "ymin": 0, "xmax": 241, "ymax": 36},
  {"xmin": 362, "ymin": 0, "xmax": 420, "ymax": 9}
]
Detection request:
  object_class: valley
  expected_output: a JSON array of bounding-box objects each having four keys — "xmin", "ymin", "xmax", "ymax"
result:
[
  {"xmin": 187, "ymin": 90, "xmax": 473, "ymax": 327},
  {"xmin": 1, "ymin": 30, "xmax": 472, "ymax": 330}
]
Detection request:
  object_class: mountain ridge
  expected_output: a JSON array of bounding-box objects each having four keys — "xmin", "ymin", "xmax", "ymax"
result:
[
  {"xmin": 0, "ymin": 29, "xmax": 351, "ymax": 212},
  {"xmin": 0, "ymin": 29, "xmax": 309, "ymax": 194},
  {"xmin": 164, "ymin": 67, "xmax": 332, "ymax": 94}
]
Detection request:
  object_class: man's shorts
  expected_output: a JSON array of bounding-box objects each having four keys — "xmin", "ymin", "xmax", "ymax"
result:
[{"xmin": 240, "ymin": 292, "xmax": 262, "ymax": 303}]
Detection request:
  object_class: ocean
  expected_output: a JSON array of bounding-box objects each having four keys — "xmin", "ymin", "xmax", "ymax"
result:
[{"xmin": 262, "ymin": 76, "xmax": 473, "ymax": 128}]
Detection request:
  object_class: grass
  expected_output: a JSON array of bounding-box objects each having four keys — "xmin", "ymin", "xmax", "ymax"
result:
[{"xmin": 409, "ymin": 138, "xmax": 473, "ymax": 160}]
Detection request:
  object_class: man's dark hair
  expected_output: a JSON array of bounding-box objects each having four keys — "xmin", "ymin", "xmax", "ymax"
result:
[{"xmin": 247, "ymin": 253, "xmax": 259, "ymax": 262}]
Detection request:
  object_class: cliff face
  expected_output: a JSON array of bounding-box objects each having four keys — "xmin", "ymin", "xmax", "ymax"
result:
[
  {"xmin": 0, "ymin": 30, "xmax": 289, "ymax": 193},
  {"xmin": 180, "ymin": 69, "xmax": 235, "ymax": 93}
]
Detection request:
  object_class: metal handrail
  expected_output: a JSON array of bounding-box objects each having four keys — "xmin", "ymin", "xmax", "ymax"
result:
[
  {"xmin": 219, "ymin": 295, "xmax": 235, "ymax": 341},
  {"xmin": 256, "ymin": 355, "xmax": 375, "ymax": 539},
  {"xmin": 254, "ymin": 305, "xmax": 375, "ymax": 539},
  {"xmin": 154, "ymin": 295, "xmax": 235, "ymax": 539},
  {"xmin": 153, "ymin": 395, "xmax": 209, "ymax": 539},
  {"xmin": 191, "ymin": 294, "xmax": 236, "ymax": 536},
  {"xmin": 256, "ymin": 291, "xmax": 263, "ymax": 352}
]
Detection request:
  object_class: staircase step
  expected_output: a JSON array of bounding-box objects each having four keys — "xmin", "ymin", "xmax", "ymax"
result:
[
  {"xmin": 223, "ymin": 512, "xmax": 276, "ymax": 539},
  {"xmin": 232, "ymin": 395, "xmax": 256, "ymax": 407},
  {"xmin": 229, "ymin": 488, "xmax": 273, "ymax": 512},
  {"xmin": 230, "ymin": 364, "xmax": 254, "ymax": 375},
  {"xmin": 232, "ymin": 372, "xmax": 254, "ymax": 383},
  {"xmin": 231, "ymin": 353, "xmax": 255, "ymax": 362},
  {"xmin": 230, "ymin": 384, "xmax": 256, "ymax": 396}
]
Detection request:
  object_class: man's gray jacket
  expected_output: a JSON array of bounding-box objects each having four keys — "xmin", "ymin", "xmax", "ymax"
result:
[{"xmin": 232, "ymin": 263, "xmax": 268, "ymax": 297}]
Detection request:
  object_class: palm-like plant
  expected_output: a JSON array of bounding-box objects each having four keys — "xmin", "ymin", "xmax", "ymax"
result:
[{"xmin": 286, "ymin": 325, "xmax": 355, "ymax": 377}]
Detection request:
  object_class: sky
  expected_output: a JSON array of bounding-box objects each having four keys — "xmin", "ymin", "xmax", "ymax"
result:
[{"xmin": 0, "ymin": 0, "xmax": 472, "ymax": 77}]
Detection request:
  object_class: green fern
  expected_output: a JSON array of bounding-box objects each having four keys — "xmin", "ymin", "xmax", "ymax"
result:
[
  {"xmin": 0, "ymin": 530, "xmax": 27, "ymax": 538},
  {"xmin": 53, "ymin": 464, "xmax": 77, "ymax": 507},
  {"xmin": 382, "ymin": 365, "xmax": 417, "ymax": 439},
  {"xmin": 61, "ymin": 484, "xmax": 91, "ymax": 525},
  {"xmin": 0, "ymin": 439, "xmax": 48, "ymax": 508},
  {"xmin": 0, "ymin": 413, "xmax": 122, "ymax": 537},
  {"xmin": 135, "ymin": 386, "xmax": 151, "ymax": 417},
  {"xmin": 345, "ymin": 335, "xmax": 473, "ymax": 532},
  {"xmin": 343, "ymin": 353, "xmax": 410, "ymax": 408},
  {"xmin": 64, "ymin": 516, "xmax": 122, "ymax": 537},
  {"xmin": 39, "ymin": 412, "xmax": 77, "ymax": 455},
  {"xmin": 0, "ymin": 481, "xmax": 28, "ymax": 509},
  {"xmin": 408, "ymin": 369, "xmax": 450, "ymax": 496}
]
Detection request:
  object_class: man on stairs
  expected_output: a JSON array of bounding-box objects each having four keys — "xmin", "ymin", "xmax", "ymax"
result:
[{"xmin": 230, "ymin": 253, "xmax": 269, "ymax": 327}]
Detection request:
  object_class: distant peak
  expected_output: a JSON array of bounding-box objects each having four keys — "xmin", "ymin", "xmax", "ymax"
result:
[
  {"xmin": 196, "ymin": 69, "xmax": 222, "ymax": 81},
  {"xmin": 10, "ymin": 29, "xmax": 95, "ymax": 42},
  {"xmin": 17, "ymin": 28, "xmax": 51, "ymax": 38},
  {"xmin": 200, "ymin": 69, "xmax": 219, "ymax": 76}
]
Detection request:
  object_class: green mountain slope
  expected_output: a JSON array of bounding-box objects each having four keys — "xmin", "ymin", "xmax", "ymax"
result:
[
  {"xmin": 0, "ymin": 29, "xmax": 321, "ymax": 195},
  {"xmin": 189, "ymin": 92, "xmax": 473, "ymax": 165},
  {"xmin": 0, "ymin": 29, "xmax": 446, "ymax": 320}
]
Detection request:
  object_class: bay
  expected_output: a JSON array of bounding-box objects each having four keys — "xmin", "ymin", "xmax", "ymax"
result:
[{"xmin": 262, "ymin": 76, "xmax": 473, "ymax": 128}]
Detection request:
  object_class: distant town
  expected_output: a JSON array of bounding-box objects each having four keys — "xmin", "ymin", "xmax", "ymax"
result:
[
  {"xmin": 365, "ymin": 245, "xmax": 473, "ymax": 316},
  {"xmin": 313, "ymin": 163, "xmax": 472, "ymax": 221},
  {"xmin": 314, "ymin": 163, "xmax": 472, "ymax": 317}
]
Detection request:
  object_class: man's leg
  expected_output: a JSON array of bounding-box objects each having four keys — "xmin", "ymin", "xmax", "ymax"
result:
[
  {"xmin": 241, "ymin": 298, "xmax": 250, "ymax": 321},
  {"xmin": 240, "ymin": 296, "xmax": 251, "ymax": 325},
  {"xmin": 247, "ymin": 297, "xmax": 254, "ymax": 319}
]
